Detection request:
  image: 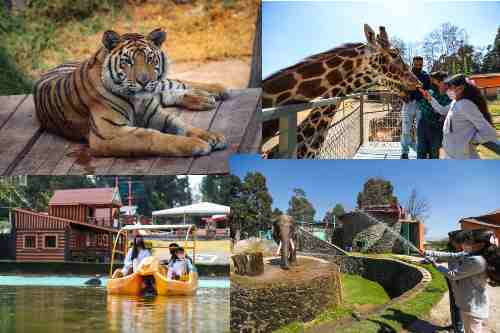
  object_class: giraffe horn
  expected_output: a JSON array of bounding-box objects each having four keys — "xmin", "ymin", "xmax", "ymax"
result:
[
  {"xmin": 377, "ymin": 26, "xmax": 390, "ymax": 49},
  {"xmin": 364, "ymin": 24, "xmax": 377, "ymax": 46}
]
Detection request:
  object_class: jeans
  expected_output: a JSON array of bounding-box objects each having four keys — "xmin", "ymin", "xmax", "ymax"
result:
[
  {"xmin": 448, "ymin": 280, "xmax": 465, "ymax": 333},
  {"xmin": 400, "ymin": 101, "xmax": 420, "ymax": 154},
  {"xmin": 461, "ymin": 311, "xmax": 486, "ymax": 333},
  {"xmin": 417, "ymin": 118, "xmax": 443, "ymax": 159}
]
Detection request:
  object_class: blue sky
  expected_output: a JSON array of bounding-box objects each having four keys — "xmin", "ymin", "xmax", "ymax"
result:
[
  {"xmin": 263, "ymin": 1, "xmax": 500, "ymax": 77},
  {"xmin": 229, "ymin": 155, "xmax": 500, "ymax": 240}
]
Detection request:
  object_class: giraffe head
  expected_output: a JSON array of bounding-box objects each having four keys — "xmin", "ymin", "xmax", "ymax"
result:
[{"xmin": 363, "ymin": 24, "xmax": 420, "ymax": 95}]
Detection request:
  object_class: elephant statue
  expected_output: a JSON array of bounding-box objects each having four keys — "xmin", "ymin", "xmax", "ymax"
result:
[{"xmin": 272, "ymin": 214, "xmax": 297, "ymax": 270}]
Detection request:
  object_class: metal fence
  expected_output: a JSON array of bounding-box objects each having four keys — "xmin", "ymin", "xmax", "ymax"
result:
[
  {"xmin": 262, "ymin": 91, "xmax": 399, "ymax": 158},
  {"xmin": 262, "ymin": 91, "xmax": 500, "ymax": 158}
]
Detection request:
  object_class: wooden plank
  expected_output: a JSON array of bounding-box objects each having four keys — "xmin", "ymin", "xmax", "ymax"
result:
[
  {"xmin": 189, "ymin": 89, "xmax": 261, "ymax": 174},
  {"xmin": 354, "ymin": 141, "xmax": 417, "ymax": 159},
  {"xmin": 238, "ymin": 94, "xmax": 262, "ymax": 153},
  {"xmin": 10, "ymin": 132, "xmax": 71, "ymax": 175},
  {"xmin": 0, "ymin": 95, "xmax": 27, "ymax": 130},
  {"xmin": 149, "ymin": 97, "xmax": 224, "ymax": 175},
  {"xmin": 67, "ymin": 144, "xmax": 115, "ymax": 175},
  {"xmin": 0, "ymin": 96, "xmax": 42, "ymax": 175}
]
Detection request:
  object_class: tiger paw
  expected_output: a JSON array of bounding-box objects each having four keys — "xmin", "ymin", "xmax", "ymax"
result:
[
  {"xmin": 181, "ymin": 90, "xmax": 217, "ymax": 110},
  {"xmin": 186, "ymin": 137, "xmax": 212, "ymax": 156},
  {"xmin": 187, "ymin": 128, "xmax": 227, "ymax": 151},
  {"xmin": 203, "ymin": 83, "xmax": 229, "ymax": 101}
]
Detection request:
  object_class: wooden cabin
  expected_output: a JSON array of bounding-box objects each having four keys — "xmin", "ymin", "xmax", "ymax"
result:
[
  {"xmin": 469, "ymin": 73, "xmax": 500, "ymax": 99},
  {"xmin": 460, "ymin": 209, "xmax": 500, "ymax": 240},
  {"xmin": 14, "ymin": 187, "xmax": 125, "ymax": 263}
]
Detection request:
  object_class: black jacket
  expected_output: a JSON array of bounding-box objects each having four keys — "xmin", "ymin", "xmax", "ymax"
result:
[{"xmin": 409, "ymin": 69, "xmax": 431, "ymax": 101}]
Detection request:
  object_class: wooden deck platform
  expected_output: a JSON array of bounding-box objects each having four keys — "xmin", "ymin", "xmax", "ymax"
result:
[
  {"xmin": 354, "ymin": 141, "xmax": 417, "ymax": 159},
  {"xmin": 0, "ymin": 89, "xmax": 261, "ymax": 175}
]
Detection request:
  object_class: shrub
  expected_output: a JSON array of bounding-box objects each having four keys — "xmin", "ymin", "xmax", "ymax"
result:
[{"xmin": 26, "ymin": 0, "xmax": 122, "ymax": 22}]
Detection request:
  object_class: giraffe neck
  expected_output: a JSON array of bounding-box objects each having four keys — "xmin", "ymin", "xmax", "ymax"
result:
[
  {"xmin": 263, "ymin": 43, "xmax": 380, "ymax": 107},
  {"xmin": 262, "ymin": 43, "xmax": 387, "ymax": 158},
  {"xmin": 296, "ymin": 77, "xmax": 379, "ymax": 158}
]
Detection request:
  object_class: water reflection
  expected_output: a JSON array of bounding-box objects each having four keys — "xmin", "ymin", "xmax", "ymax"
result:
[{"xmin": 0, "ymin": 285, "xmax": 228, "ymax": 333}]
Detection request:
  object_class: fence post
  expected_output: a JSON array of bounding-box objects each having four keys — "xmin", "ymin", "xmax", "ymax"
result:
[
  {"xmin": 359, "ymin": 93, "xmax": 364, "ymax": 147},
  {"xmin": 279, "ymin": 113, "xmax": 297, "ymax": 158}
]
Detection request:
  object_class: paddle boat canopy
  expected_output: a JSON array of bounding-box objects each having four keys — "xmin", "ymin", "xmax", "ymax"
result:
[{"xmin": 107, "ymin": 224, "xmax": 198, "ymax": 296}]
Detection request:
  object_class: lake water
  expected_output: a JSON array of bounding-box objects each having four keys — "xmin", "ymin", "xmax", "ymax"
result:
[{"xmin": 0, "ymin": 276, "xmax": 229, "ymax": 333}]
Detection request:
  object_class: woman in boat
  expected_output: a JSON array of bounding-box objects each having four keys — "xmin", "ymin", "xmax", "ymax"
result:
[
  {"xmin": 168, "ymin": 247, "xmax": 192, "ymax": 280},
  {"xmin": 122, "ymin": 236, "xmax": 152, "ymax": 276}
]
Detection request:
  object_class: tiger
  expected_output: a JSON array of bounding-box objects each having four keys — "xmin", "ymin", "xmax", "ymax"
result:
[{"xmin": 34, "ymin": 28, "xmax": 228, "ymax": 157}]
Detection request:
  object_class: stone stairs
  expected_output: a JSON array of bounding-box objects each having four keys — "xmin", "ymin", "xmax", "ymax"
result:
[{"xmin": 296, "ymin": 226, "xmax": 348, "ymax": 256}]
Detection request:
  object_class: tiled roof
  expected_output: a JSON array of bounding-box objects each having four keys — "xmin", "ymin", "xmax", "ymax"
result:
[{"xmin": 49, "ymin": 188, "xmax": 122, "ymax": 206}]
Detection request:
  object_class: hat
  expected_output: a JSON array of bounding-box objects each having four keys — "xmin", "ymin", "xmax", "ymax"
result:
[
  {"xmin": 430, "ymin": 71, "xmax": 448, "ymax": 82},
  {"xmin": 448, "ymin": 230, "xmax": 467, "ymax": 243},
  {"xmin": 444, "ymin": 74, "xmax": 467, "ymax": 87}
]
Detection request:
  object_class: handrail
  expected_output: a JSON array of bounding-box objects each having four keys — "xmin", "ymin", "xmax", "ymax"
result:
[
  {"xmin": 482, "ymin": 140, "xmax": 500, "ymax": 155},
  {"xmin": 262, "ymin": 93, "xmax": 364, "ymax": 122},
  {"xmin": 109, "ymin": 229, "xmax": 125, "ymax": 277},
  {"xmin": 261, "ymin": 89, "xmax": 394, "ymax": 121}
]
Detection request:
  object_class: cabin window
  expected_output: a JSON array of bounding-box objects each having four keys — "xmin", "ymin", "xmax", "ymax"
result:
[
  {"xmin": 24, "ymin": 235, "xmax": 36, "ymax": 248},
  {"xmin": 44, "ymin": 235, "xmax": 57, "ymax": 249}
]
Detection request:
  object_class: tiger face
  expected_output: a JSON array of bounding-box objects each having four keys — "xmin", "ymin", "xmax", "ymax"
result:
[{"xmin": 101, "ymin": 28, "xmax": 168, "ymax": 97}]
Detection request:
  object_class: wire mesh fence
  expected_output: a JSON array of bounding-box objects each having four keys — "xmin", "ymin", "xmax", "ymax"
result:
[
  {"xmin": 262, "ymin": 91, "xmax": 421, "ymax": 159},
  {"xmin": 318, "ymin": 103, "xmax": 362, "ymax": 159}
]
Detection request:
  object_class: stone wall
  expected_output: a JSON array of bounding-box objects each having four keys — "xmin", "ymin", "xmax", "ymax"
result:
[
  {"xmin": 296, "ymin": 227, "xmax": 346, "ymax": 255},
  {"xmin": 231, "ymin": 261, "xmax": 342, "ymax": 332},
  {"xmin": 337, "ymin": 211, "xmax": 403, "ymax": 253},
  {"xmin": 317, "ymin": 255, "xmax": 423, "ymax": 298}
]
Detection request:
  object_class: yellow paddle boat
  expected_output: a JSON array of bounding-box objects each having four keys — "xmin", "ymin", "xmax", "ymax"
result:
[{"xmin": 107, "ymin": 224, "xmax": 198, "ymax": 296}]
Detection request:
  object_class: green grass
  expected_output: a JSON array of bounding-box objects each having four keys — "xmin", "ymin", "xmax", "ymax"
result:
[
  {"xmin": 274, "ymin": 274, "xmax": 391, "ymax": 333},
  {"xmin": 274, "ymin": 263, "xmax": 447, "ymax": 333},
  {"xmin": 0, "ymin": 1, "xmax": 121, "ymax": 95},
  {"xmin": 478, "ymin": 100, "xmax": 500, "ymax": 159},
  {"xmin": 0, "ymin": 46, "xmax": 33, "ymax": 95},
  {"xmin": 489, "ymin": 100, "xmax": 500, "ymax": 117},
  {"xmin": 335, "ymin": 263, "xmax": 448, "ymax": 333}
]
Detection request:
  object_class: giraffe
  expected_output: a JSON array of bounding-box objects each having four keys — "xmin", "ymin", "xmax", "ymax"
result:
[{"xmin": 262, "ymin": 24, "xmax": 420, "ymax": 158}]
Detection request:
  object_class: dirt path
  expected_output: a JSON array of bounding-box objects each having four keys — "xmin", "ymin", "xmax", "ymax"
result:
[
  {"xmin": 430, "ymin": 287, "xmax": 499, "ymax": 333},
  {"xmin": 402, "ymin": 259, "xmax": 500, "ymax": 333},
  {"xmin": 169, "ymin": 58, "xmax": 251, "ymax": 89}
]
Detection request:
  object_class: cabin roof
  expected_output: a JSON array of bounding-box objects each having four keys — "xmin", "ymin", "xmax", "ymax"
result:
[
  {"xmin": 49, "ymin": 187, "xmax": 122, "ymax": 206},
  {"xmin": 461, "ymin": 209, "xmax": 500, "ymax": 226}
]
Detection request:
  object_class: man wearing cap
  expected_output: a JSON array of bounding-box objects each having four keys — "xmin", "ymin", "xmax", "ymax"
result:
[{"xmin": 400, "ymin": 56, "xmax": 432, "ymax": 159}]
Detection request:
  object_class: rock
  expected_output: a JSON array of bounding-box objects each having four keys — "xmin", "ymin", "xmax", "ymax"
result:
[{"xmin": 84, "ymin": 275, "xmax": 102, "ymax": 286}]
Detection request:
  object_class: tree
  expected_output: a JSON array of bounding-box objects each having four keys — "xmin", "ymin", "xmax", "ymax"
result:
[
  {"xmin": 287, "ymin": 188, "xmax": 315, "ymax": 224},
  {"xmin": 323, "ymin": 203, "xmax": 345, "ymax": 227},
  {"xmin": 405, "ymin": 189, "xmax": 430, "ymax": 222},
  {"xmin": 482, "ymin": 27, "xmax": 500, "ymax": 73},
  {"xmin": 272, "ymin": 207, "xmax": 283, "ymax": 218},
  {"xmin": 422, "ymin": 23, "xmax": 468, "ymax": 72},
  {"xmin": 200, "ymin": 175, "xmax": 243, "ymax": 206},
  {"xmin": 230, "ymin": 172, "xmax": 273, "ymax": 238},
  {"xmin": 357, "ymin": 178, "xmax": 398, "ymax": 208},
  {"xmin": 95, "ymin": 176, "xmax": 192, "ymax": 216}
]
